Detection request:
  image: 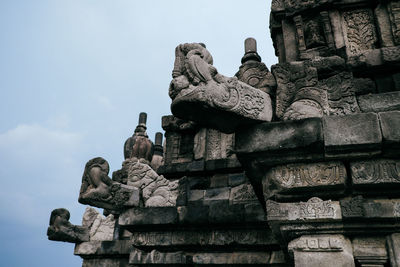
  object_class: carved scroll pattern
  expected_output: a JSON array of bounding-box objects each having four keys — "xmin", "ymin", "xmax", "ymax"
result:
[
  {"xmin": 351, "ymin": 160, "xmax": 400, "ymax": 184},
  {"xmin": 343, "ymin": 9, "xmax": 377, "ymax": 55}
]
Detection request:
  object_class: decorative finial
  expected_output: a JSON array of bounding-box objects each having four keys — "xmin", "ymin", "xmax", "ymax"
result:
[
  {"xmin": 241, "ymin": 37, "xmax": 261, "ymax": 64},
  {"xmin": 138, "ymin": 112, "xmax": 147, "ymax": 126}
]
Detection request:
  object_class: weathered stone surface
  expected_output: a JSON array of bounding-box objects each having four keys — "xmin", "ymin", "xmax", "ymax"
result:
[
  {"xmin": 323, "ymin": 113, "xmax": 382, "ymax": 158},
  {"xmin": 358, "ymin": 92, "xmax": 400, "ymax": 113},
  {"xmin": 82, "ymin": 259, "xmax": 128, "ymax": 267},
  {"xmin": 125, "ymin": 159, "xmax": 178, "ymax": 207},
  {"xmin": 82, "ymin": 207, "xmax": 99, "ymax": 229},
  {"xmin": 236, "ymin": 118, "xmax": 324, "ymax": 165},
  {"xmin": 150, "ymin": 132, "xmax": 163, "ymax": 171},
  {"xmin": 47, "ymin": 208, "xmax": 89, "ymax": 243},
  {"xmin": 266, "ymin": 197, "xmax": 342, "ymax": 222},
  {"xmin": 192, "ymin": 251, "xmax": 285, "ymax": 265},
  {"xmin": 387, "ymin": 233, "xmax": 400, "ymax": 267},
  {"xmin": 89, "ymin": 213, "xmax": 115, "ymax": 241},
  {"xmin": 229, "ymin": 183, "xmax": 258, "ymax": 204},
  {"xmin": 74, "ymin": 240, "xmax": 132, "ymax": 256},
  {"xmin": 379, "ymin": 111, "xmax": 400, "ymax": 154},
  {"xmin": 288, "ymin": 235, "xmax": 355, "ymax": 267},
  {"xmin": 375, "ymin": 3, "xmax": 396, "ymax": 47},
  {"xmin": 382, "ymin": 46, "xmax": 400, "ymax": 63},
  {"xmin": 193, "ymin": 128, "xmax": 206, "ymax": 160},
  {"xmin": 209, "ymin": 202, "xmax": 244, "ymax": 223},
  {"xmin": 351, "ymin": 159, "xmax": 400, "ymax": 185},
  {"xmin": 203, "ymin": 187, "xmax": 230, "ymax": 205},
  {"xmin": 205, "ymin": 129, "xmax": 236, "ymax": 161},
  {"xmin": 169, "ymin": 43, "xmax": 272, "ymax": 133},
  {"xmin": 79, "ymin": 157, "xmax": 140, "ymax": 210},
  {"xmin": 118, "ymin": 207, "xmax": 178, "ymax": 226},
  {"xmin": 228, "ymin": 172, "xmax": 246, "ymax": 187},
  {"xmin": 352, "ymin": 237, "xmax": 388, "ymax": 266},
  {"xmin": 263, "ymin": 161, "xmax": 347, "ymax": 200},
  {"xmin": 340, "ymin": 196, "xmax": 400, "ymax": 219},
  {"xmin": 129, "ymin": 249, "xmax": 187, "ymax": 265},
  {"xmin": 177, "ymin": 205, "xmax": 209, "ymax": 224},
  {"xmin": 130, "ymin": 228, "xmax": 277, "ymax": 247},
  {"xmin": 123, "ymin": 112, "xmax": 154, "ymax": 164}
]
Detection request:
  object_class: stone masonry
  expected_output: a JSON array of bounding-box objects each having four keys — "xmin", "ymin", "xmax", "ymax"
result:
[{"xmin": 48, "ymin": 1, "xmax": 400, "ymax": 266}]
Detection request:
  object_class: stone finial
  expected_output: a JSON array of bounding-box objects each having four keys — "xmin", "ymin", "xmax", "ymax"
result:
[
  {"xmin": 124, "ymin": 112, "xmax": 154, "ymax": 163},
  {"xmin": 138, "ymin": 112, "xmax": 147, "ymax": 126},
  {"xmin": 241, "ymin": 37, "xmax": 261, "ymax": 64},
  {"xmin": 47, "ymin": 208, "xmax": 89, "ymax": 243},
  {"xmin": 155, "ymin": 132, "xmax": 163, "ymax": 146}
]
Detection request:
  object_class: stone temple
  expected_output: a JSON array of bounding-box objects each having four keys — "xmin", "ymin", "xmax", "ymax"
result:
[{"xmin": 47, "ymin": 0, "xmax": 400, "ymax": 266}]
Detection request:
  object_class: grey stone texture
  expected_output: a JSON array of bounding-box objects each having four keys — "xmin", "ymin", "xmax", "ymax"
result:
[
  {"xmin": 169, "ymin": 43, "xmax": 273, "ymax": 133},
  {"xmin": 48, "ymin": 0, "xmax": 400, "ymax": 266},
  {"xmin": 47, "ymin": 208, "xmax": 89, "ymax": 243},
  {"xmin": 288, "ymin": 235, "xmax": 355, "ymax": 267}
]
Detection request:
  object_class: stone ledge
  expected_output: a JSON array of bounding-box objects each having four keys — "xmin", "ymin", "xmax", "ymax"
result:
[{"xmin": 74, "ymin": 240, "xmax": 132, "ymax": 256}]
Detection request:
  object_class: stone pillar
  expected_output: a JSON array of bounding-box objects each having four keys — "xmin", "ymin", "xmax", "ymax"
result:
[
  {"xmin": 353, "ymin": 237, "xmax": 388, "ymax": 267},
  {"xmin": 288, "ymin": 235, "xmax": 355, "ymax": 267},
  {"xmin": 387, "ymin": 233, "xmax": 400, "ymax": 267},
  {"xmin": 150, "ymin": 132, "xmax": 163, "ymax": 170}
]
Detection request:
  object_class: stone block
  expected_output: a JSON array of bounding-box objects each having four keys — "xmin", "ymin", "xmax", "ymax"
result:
[
  {"xmin": 205, "ymin": 158, "xmax": 242, "ymax": 171},
  {"xmin": 358, "ymin": 92, "xmax": 400, "ymax": 113},
  {"xmin": 379, "ymin": 111, "xmax": 400, "ymax": 155},
  {"xmin": 323, "ymin": 113, "xmax": 382, "ymax": 158},
  {"xmin": 192, "ymin": 251, "xmax": 286, "ymax": 265},
  {"xmin": 244, "ymin": 203, "xmax": 266, "ymax": 222},
  {"xmin": 235, "ymin": 118, "xmax": 324, "ymax": 165},
  {"xmin": 288, "ymin": 235, "xmax": 355, "ymax": 267},
  {"xmin": 209, "ymin": 174, "xmax": 228, "ymax": 188},
  {"xmin": 89, "ymin": 214, "xmax": 115, "ymax": 241},
  {"xmin": 177, "ymin": 205, "xmax": 209, "ymax": 224},
  {"xmin": 129, "ymin": 249, "xmax": 187, "ymax": 265},
  {"xmin": 188, "ymin": 189, "xmax": 205, "ymax": 202},
  {"xmin": 263, "ymin": 161, "xmax": 347, "ymax": 200},
  {"xmin": 130, "ymin": 229, "xmax": 277, "ymax": 247},
  {"xmin": 203, "ymin": 187, "xmax": 230, "ymax": 205},
  {"xmin": 229, "ymin": 183, "xmax": 258, "ymax": 204},
  {"xmin": 340, "ymin": 196, "xmax": 400, "ymax": 219},
  {"xmin": 350, "ymin": 159, "xmax": 400, "ymax": 187},
  {"xmin": 74, "ymin": 240, "xmax": 132, "ymax": 256},
  {"xmin": 228, "ymin": 172, "xmax": 246, "ymax": 187},
  {"xmin": 266, "ymin": 197, "xmax": 342, "ymax": 222},
  {"xmin": 387, "ymin": 233, "xmax": 400, "ymax": 267},
  {"xmin": 118, "ymin": 207, "xmax": 178, "ymax": 226},
  {"xmin": 352, "ymin": 237, "xmax": 388, "ymax": 266},
  {"xmin": 209, "ymin": 202, "xmax": 244, "ymax": 223}
]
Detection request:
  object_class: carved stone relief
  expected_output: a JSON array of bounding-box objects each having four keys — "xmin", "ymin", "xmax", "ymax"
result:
[
  {"xmin": 343, "ymin": 9, "xmax": 378, "ymax": 56},
  {"xmin": 78, "ymin": 157, "xmax": 140, "ymax": 210},
  {"xmin": 388, "ymin": 1, "xmax": 400, "ymax": 45},
  {"xmin": 351, "ymin": 159, "xmax": 400, "ymax": 184},
  {"xmin": 169, "ymin": 43, "xmax": 272, "ymax": 133},
  {"xmin": 124, "ymin": 159, "xmax": 178, "ymax": 207},
  {"xmin": 47, "ymin": 208, "xmax": 89, "ymax": 243}
]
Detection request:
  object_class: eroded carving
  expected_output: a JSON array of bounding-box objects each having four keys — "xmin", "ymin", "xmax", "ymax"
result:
[
  {"xmin": 351, "ymin": 159, "xmax": 400, "ymax": 184},
  {"xmin": 388, "ymin": 1, "xmax": 400, "ymax": 44},
  {"xmin": 343, "ymin": 9, "xmax": 377, "ymax": 56},
  {"xmin": 170, "ymin": 43, "xmax": 272, "ymax": 133},
  {"xmin": 79, "ymin": 157, "xmax": 139, "ymax": 210},
  {"xmin": 47, "ymin": 208, "xmax": 89, "ymax": 243}
]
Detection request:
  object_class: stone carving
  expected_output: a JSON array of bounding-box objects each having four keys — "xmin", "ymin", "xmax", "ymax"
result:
[
  {"xmin": 131, "ymin": 229, "xmax": 275, "ymax": 247},
  {"xmin": 130, "ymin": 249, "xmax": 186, "ymax": 265},
  {"xmin": 288, "ymin": 235, "xmax": 355, "ymax": 267},
  {"xmin": 299, "ymin": 197, "xmax": 335, "ymax": 219},
  {"xmin": 47, "ymin": 208, "xmax": 89, "ymax": 243},
  {"xmin": 320, "ymin": 72, "xmax": 361, "ymax": 116},
  {"xmin": 229, "ymin": 183, "xmax": 258, "ymax": 204},
  {"xmin": 343, "ymin": 9, "xmax": 377, "ymax": 56},
  {"xmin": 266, "ymin": 197, "xmax": 341, "ymax": 221},
  {"xmin": 169, "ymin": 43, "xmax": 272, "ymax": 133},
  {"xmin": 150, "ymin": 132, "xmax": 164, "ymax": 171},
  {"xmin": 288, "ymin": 235, "xmax": 344, "ymax": 252},
  {"xmin": 82, "ymin": 207, "xmax": 115, "ymax": 241},
  {"xmin": 305, "ymin": 19, "xmax": 326, "ymax": 49},
  {"xmin": 125, "ymin": 159, "xmax": 178, "ymax": 207},
  {"xmin": 388, "ymin": 1, "xmax": 400, "ymax": 44},
  {"xmin": 162, "ymin": 115, "xmax": 196, "ymax": 164},
  {"xmin": 79, "ymin": 157, "xmax": 140, "ymax": 210},
  {"xmin": 381, "ymin": 46, "xmax": 400, "ymax": 63},
  {"xmin": 205, "ymin": 129, "xmax": 235, "ymax": 160},
  {"xmin": 351, "ymin": 159, "xmax": 400, "ymax": 184},
  {"xmin": 124, "ymin": 112, "xmax": 154, "ymax": 164},
  {"xmin": 265, "ymin": 161, "xmax": 346, "ymax": 188},
  {"xmin": 340, "ymin": 196, "xmax": 364, "ymax": 218}
]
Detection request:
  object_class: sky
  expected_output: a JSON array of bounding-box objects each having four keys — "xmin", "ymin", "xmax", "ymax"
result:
[{"xmin": 0, "ymin": 1, "xmax": 275, "ymax": 266}]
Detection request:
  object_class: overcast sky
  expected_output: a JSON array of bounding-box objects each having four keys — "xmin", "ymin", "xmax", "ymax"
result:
[{"xmin": 0, "ymin": 1, "xmax": 275, "ymax": 266}]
